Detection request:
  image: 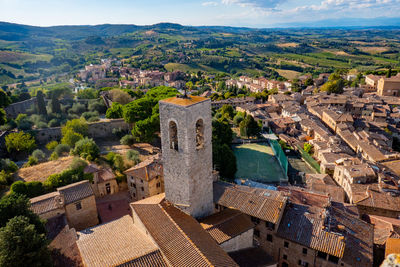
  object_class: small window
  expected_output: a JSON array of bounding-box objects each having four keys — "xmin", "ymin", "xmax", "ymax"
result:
[
  {"xmin": 267, "ymin": 234, "xmax": 273, "ymax": 242},
  {"xmin": 169, "ymin": 121, "xmax": 179, "ymax": 151},
  {"xmin": 284, "ymin": 241, "xmax": 289, "ymax": 248},
  {"xmin": 75, "ymin": 202, "xmax": 82, "ymax": 210},
  {"xmin": 328, "ymin": 255, "xmax": 339, "ymax": 264},
  {"xmin": 298, "ymin": 260, "xmax": 308, "ymax": 267},
  {"xmin": 251, "ymin": 216, "xmax": 260, "ymax": 224},
  {"xmin": 303, "ymin": 248, "xmax": 307, "ymax": 255},
  {"xmin": 141, "ymin": 187, "xmax": 144, "ymax": 192},
  {"xmin": 317, "ymin": 251, "xmax": 327, "ymax": 259},
  {"xmin": 133, "ymin": 183, "xmax": 136, "ymax": 188},
  {"xmin": 215, "ymin": 204, "xmax": 219, "ymax": 210},
  {"xmin": 133, "ymin": 193, "xmax": 136, "ymax": 198},
  {"xmin": 140, "ymin": 179, "xmax": 143, "ymax": 183},
  {"xmin": 156, "ymin": 182, "xmax": 161, "ymax": 188},
  {"xmin": 282, "ymin": 262, "xmax": 289, "ymax": 267},
  {"xmin": 283, "ymin": 254, "xmax": 287, "ymax": 260},
  {"xmin": 195, "ymin": 119, "xmax": 204, "ymax": 149},
  {"xmin": 266, "ymin": 221, "xmax": 275, "ymax": 230},
  {"xmin": 254, "ymin": 229, "xmax": 260, "ymax": 237}
]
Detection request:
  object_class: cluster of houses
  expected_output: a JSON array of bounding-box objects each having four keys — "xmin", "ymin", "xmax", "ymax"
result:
[
  {"xmin": 25, "ymin": 92, "xmax": 400, "ymax": 266},
  {"xmin": 226, "ymin": 76, "xmax": 292, "ymax": 93},
  {"xmin": 77, "ymin": 59, "xmax": 187, "ymax": 89}
]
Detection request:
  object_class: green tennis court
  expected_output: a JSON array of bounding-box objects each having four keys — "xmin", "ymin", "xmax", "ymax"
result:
[{"xmin": 233, "ymin": 143, "xmax": 286, "ymax": 183}]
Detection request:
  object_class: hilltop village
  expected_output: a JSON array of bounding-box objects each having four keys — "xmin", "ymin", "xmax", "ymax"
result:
[{"xmin": 0, "ymin": 58, "xmax": 400, "ymax": 267}]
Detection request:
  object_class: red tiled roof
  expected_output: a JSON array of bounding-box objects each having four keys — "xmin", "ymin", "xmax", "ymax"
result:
[
  {"xmin": 277, "ymin": 204, "xmax": 346, "ymax": 258},
  {"xmin": 131, "ymin": 197, "xmax": 238, "ymax": 267},
  {"xmin": 213, "ymin": 182, "xmax": 287, "ymax": 224},
  {"xmin": 200, "ymin": 209, "xmax": 254, "ymax": 244},
  {"xmin": 30, "ymin": 191, "xmax": 62, "ymax": 215}
]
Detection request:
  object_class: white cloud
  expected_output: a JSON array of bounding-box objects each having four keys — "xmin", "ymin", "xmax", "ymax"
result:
[
  {"xmin": 202, "ymin": 1, "xmax": 219, "ymax": 6},
  {"xmin": 221, "ymin": 0, "xmax": 285, "ymax": 9}
]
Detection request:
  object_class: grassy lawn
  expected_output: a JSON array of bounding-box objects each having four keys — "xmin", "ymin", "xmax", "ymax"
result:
[{"xmin": 233, "ymin": 143, "xmax": 286, "ymax": 183}]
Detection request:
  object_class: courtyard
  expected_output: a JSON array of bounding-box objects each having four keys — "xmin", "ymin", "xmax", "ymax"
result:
[{"xmin": 233, "ymin": 143, "xmax": 287, "ymax": 184}]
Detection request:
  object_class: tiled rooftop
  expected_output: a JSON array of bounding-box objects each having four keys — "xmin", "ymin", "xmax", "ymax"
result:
[
  {"xmin": 131, "ymin": 196, "xmax": 238, "ymax": 267},
  {"xmin": 213, "ymin": 181, "xmax": 287, "ymax": 224},
  {"xmin": 77, "ymin": 215, "xmax": 165, "ymax": 267},
  {"xmin": 200, "ymin": 209, "xmax": 254, "ymax": 244},
  {"xmin": 57, "ymin": 180, "xmax": 94, "ymax": 205},
  {"xmin": 30, "ymin": 191, "xmax": 62, "ymax": 215}
]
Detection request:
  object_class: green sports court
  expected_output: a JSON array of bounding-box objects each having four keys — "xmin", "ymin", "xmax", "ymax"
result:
[{"xmin": 233, "ymin": 142, "xmax": 287, "ymax": 184}]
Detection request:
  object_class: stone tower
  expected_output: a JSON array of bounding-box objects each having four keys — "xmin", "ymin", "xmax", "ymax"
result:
[{"xmin": 159, "ymin": 96, "xmax": 213, "ymax": 219}]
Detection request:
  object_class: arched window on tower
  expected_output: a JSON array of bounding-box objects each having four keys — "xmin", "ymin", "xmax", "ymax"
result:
[
  {"xmin": 196, "ymin": 119, "xmax": 204, "ymax": 150},
  {"xmin": 169, "ymin": 121, "xmax": 178, "ymax": 151}
]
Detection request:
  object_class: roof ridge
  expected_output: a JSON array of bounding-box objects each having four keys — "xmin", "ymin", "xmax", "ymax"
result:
[{"xmin": 158, "ymin": 203, "xmax": 213, "ymax": 266}]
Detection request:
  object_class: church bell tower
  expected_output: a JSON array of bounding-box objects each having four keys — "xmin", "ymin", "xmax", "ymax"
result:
[{"xmin": 159, "ymin": 95, "xmax": 213, "ymax": 219}]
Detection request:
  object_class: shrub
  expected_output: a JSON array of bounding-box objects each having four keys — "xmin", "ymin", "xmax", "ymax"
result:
[
  {"xmin": 10, "ymin": 181, "xmax": 27, "ymax": 196},
  {"xmin": 112, "ymin": 154, "xmax": 125, "ymax": 171},
  {"xmin": 68, "ymin": 103, "xmax": 86, "ymax": 115},
  {"xmin": 88, "ymin": 99, "xmax": 106, "ymax": 113},
  {"xmin": 25, "ymin": 156, "xmax": 38, "ymax": 167},
  {"xmin": 0, "ymin": 159, "xmax": 18, "ymax": 174},
  {"xmin": 32, "ymin": 149, "xmax": 46, "ymax": 162},
  {"xmin": 0, "ymin": 171, "xmax": 13, "ymax": 185},
  {"xmin": 81, "ymin": 111, "xmax": 99, "ymax": 121},
  {"xmin": 49, "ymin": 152, "xmax": 59, "ymax": 161},
  {"xmin": 45, "ymin": 141, "xmax": 59, "ymax": 151},
  {"xmin": 106, "ymin": 102, "xmax": 123, "ymax": 119},
  {"xmin": 71, "ymin": 138, "xmax": 99, "ymax": 161},
  {"xmin": 126, "ymin": 150, "xmax": 141, "ymax": 165},
  {"xmin": 86, "ymin": 115, "xmax": 99, "ymax": 122},
  {"xmin": 106, "ymin": 152, "xmax": 117, "ymax": 163},
  {"xmin": 61, "ymin": 119, "xmax": 88, "ymax": 136},
  {"xmin": 54, "ymin": 144, "xmax": 70, "ymax": 156},
  {"xmin": 47, "ymin": 118, "xmax": 60, "ymax": 127},
  {"xmin": 120, "ymin": 135, "xmax": 135, "ymax": 146},
  {"xmin": 69, "ymin": 157, "xmax": 88, "ymax": 170},
  {"xmin": 61, "ymin": 129, "xmax": 83, "ymax": 147},
  {"xmin": 5, "ymin": 131, "xmax": 36, "ymax": 154}
]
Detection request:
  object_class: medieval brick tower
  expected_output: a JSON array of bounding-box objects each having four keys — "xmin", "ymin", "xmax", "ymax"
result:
[{"xmin": 159, "ymin": 96, "xmax": 213, "ymax": 219}]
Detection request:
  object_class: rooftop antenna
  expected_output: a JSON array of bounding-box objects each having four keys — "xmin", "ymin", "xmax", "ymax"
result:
[{"xmin": 178, "ymin": 86, "xmax": 190, "ymax": 99}]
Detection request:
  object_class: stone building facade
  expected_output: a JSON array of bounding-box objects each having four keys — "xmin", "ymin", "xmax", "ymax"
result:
[
  {"xmin": 159, "ymin": 96, "xmax": 214, "ymax": 219},
  {"xmin": 30, "ymin": 180, "xmax": 99, "ymax": 231},
  {"xmin": 124, "ymin": 154, "xmax": 164, "ymax": 201},
  {"xmin": 84, "ymin": 164, "xmax": 119, "ymax": 197}
]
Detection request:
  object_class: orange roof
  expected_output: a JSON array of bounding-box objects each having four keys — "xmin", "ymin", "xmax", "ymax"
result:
[
  {"xmin": 386, "ymin": 238, "xmax": 400, "ymax": 257},
  {"xmin": 160, "ymin": 96, "xmax": 208, "ymax": 106}
]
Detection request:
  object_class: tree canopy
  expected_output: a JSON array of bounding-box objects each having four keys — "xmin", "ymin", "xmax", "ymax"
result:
[{"xmin": 5, "ymin": 131, "xmax": 36, "ymax": 154}]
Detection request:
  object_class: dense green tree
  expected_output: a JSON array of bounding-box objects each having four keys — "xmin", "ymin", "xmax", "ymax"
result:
[
  {"xmin": 320, "ymin": 79, "xmax": 345, "ymax": 94},
  {"xmin": 36, "ymin": 91, "xmax": 47, "ymax": 116},
  {"xmin": 304, "ymin": 77, "xmax": 314, "ymax": 87},
  {"xmin": 0, "ymin": 108, "xmax": 6, "ymax": 125},
  {"xmin": 220, "ymin": 104, "xmax": 235, "ymax": 120},
  {"xmin": 61, "ymin": 119, "xmax": 88, "ymax": 136},
  {"xmin": 239, "ymin": 114, "xmax": 260, "ymax": 138},
  {"xmin": 106, "ymin": 102, "xmax": 123, "ymax": 119},
  {"xmin": 61, "ymin": 129, "xmax": 84, "ymax": 147},
  {"xmin": 5, "ymin": 131, "xmax": 36, "ymax": 154},
  {"xmin": 50, "ymin": 94, "xmax": 61, "ymax": 114},
  {"xmin": 77, "ymin": 88, "xmax": 98, "ymax": 99},
  {"xmin": 212, "ymin": 143, "xmax": 237, "ymax": 181},
  {"xmin": 126, "ymin": 150, "xmax": 141, "ymax": 165},
  {"xmin": 233, "ymin": 112, "xmax": 245, "ymax": 127},
  {"xmin": 0, "ymin": 216, "xmax": 52, "ymax": 267},
  {"xmin": 304, "ymin": 143, "xmax": 313, "ymax": 154},
  {"xmin": 71, "ymin": 138, "xmax": 100, "ymax": 161},
  {"xmin": 0, "ymin": 89, "xmax": 11, "ymax": 108},
  {"xmin": 0, "ymin": 193, "xmax": 45, "ymax": 232},
  {"xmin": 212, "ymin": 118, "xmax": 233, "ymax": 146}
]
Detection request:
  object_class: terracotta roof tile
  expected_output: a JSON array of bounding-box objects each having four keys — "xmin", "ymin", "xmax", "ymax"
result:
[
  {"xmin": 385, "ymin": 238, "xmax": 400, "ymax": 257},
  {"xmin": 30, "ymin": 191, "xmax": 62, "ymax": 215},
  {"xmin": 77, "ymin": 215, "xmax": 165, "ymax": 267},
  {"xmin": 131, "ymin": 198, "xmax": 238, "ymax": 267},
  {"xmin": 160, "ymin": 96, "xmax": 208, "ymax": 107},
  {"xmin": 57, "ymin": 180, "xmax": 94, "ymax": 205},
  {"xmin": 277, "ymin": 204, "xmax": 346, "ymax": 258},
  {"xmin": 200, "ymin": 209, "xmax": 254, "ymax": 244},
  {"xmin": 214, "ymin": 182, "xmax": 287, "ymax": 224}
]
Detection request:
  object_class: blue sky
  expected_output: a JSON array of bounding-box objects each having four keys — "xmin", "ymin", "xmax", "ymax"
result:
[{"xmin": 1, "ymin": 0, "xmax": 399, "ymax": 27}]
